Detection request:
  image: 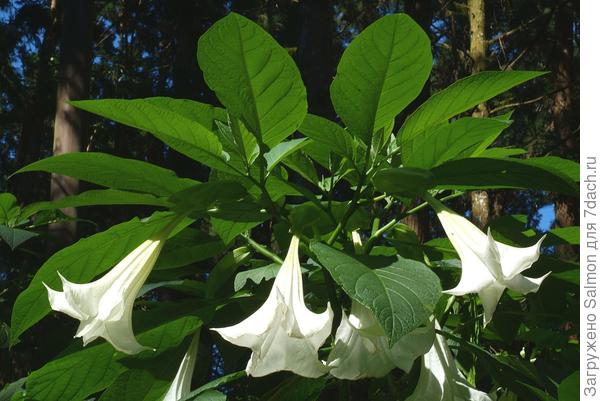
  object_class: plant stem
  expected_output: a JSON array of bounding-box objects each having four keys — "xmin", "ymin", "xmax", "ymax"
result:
[{"xmin": 244, "ymin": 235, "xmax": 283, "ymax": 264}]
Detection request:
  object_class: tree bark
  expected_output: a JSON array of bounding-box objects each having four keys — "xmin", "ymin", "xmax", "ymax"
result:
[
  {"xmin": 12, "ymin": 1, "xmax": 59, "ymax": 204},
  {"xmin": 296, "ymin": 0, "xmax": 335, "ymax": 119},
  {"xmin": 401, "ymin": 0, "xmax": 434, "ymax": 242},
  {"xmin": 49, "ymin": 0, "xmax": 93, "ymax": 244},
  {"xmin": 168, "ymin": 0, "xmax": 221, "ymax": 181},
  {"xmin": 551, "ymin": 1, "xmax": 577, "ymax": 256},
  {"xmin": 468, "ymin": 0, "xmax": 490, "ymax": 229}
]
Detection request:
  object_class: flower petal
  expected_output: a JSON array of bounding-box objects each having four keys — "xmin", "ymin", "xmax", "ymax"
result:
[
  {"xmin": 328, "ymin": 311, "xmax": 396, "ymax": 380},
  {"xmin": 246, "ymin": 303, "xmax": 329, "ymax": 378},
  {"xmin": 389, "ymin": 321, "xmax": 435, "ymax": 373},
  {"xmin": 437, "ymin": 210, "xmax": 499, "ymax": 295},
  {"xmin": 495, "ymin": 234, "xmax": 546, "ymax": 279},
  {"xmin": 45, "ymin": 238, "xmax": 165, "ymax": 354},
  {"xmin": 479, "ymin": 283, "xmax": 506, "ymax": 327},
  {"xmin": 212, "ymin": 236, "xmax": 332, "ymax": 378},
  {"xmin": 162, "ymin": 332, "xmax": 200, "ymax": 401},
  {"xmin": 505, "ymin": 271, "xmax": 551, "ymax": 295},
  {"xmin": 406, "ymin": 321, "xmax": 492, "ymax": 401}
]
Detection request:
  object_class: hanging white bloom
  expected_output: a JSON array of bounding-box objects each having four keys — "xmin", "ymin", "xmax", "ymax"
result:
[
  {"xmin": 327, "ymin": 301, "xmax": 434, "ymax": 380},
  {"xmin": 162, "ymin": 332, "xmax": 200, "ymax": 401},
  {"xmin": 427, "ymin": 196, "xmax": 550, "ymax": 325},
  {"xmin": 406, "ymin": 321, "xmax": 492, "ymax": 401},
  {"xmin": 44, "ymin": 238, "xmax": 165, "ymax": 354},
  {"xmin": 212, "ymin": 236, "xmax": 333, "ymax": 378}
]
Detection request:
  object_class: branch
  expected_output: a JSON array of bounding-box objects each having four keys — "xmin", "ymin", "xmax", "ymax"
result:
[{"xmin": 488, "ymin": 86, "xmax": 569, "ymax": 114}]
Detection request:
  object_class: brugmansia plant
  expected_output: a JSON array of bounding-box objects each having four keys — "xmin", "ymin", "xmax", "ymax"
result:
[{"xmin": 3, "ymin": 12, "xmax": 579, "ymax": 401}]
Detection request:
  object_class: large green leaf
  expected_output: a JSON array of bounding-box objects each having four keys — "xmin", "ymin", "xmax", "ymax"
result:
[
  {"xmin": 197, "ymin": 12, "xmax": 307, "ymax": 147},
  {"xmin": 16, "ymin": 304, "xmax": 208, "ymax": 401},
  {"xmin": 431, "ymin": 157, "xmax": 579, "ymax": 195},
  {"xmin": 155, "ymin": 228, "xmax": 226, "ymax": 270},
  {"xmin": 298, "ymin": 114, "xmax": 358, "ymax": 160},
  {"xmin": 403, "ymin": 117, "xmax": 511, "ymax": 168},
  {"xmin": 558, "ymin": 371, "xmax": 578, "ymax": 401},
  {"xmin": 264, "ymin": 138, "xmax": 309, "ymax": 172},
  {"xmin": 234, "ymin": 263, "xmax": 280, "ymax": 291},
  {"xmin": 20, "ymin": 189, "xmax": 169, "ymax": 219},
  {"xmin": 0, "ymin": 225, "xmax": 38, "ymax": 250},
  {"xmin": 168, "ymin": 180, "xmax": 248, "ymax": 213},
  {"xmin": 330, "ymin": 13, "xmax": 431, "ymax": 143},
  {"xmin": 0, "ymin": 193, "xmax": 19, "ymax": 224},
  {"xmin": 9, "ymin": 212, "xmax": 189, "ymax": 345},
  {"xmin": 16, "ymin": 152, "xmax": 195, "ymax": 197},
  {"xmin": 71, "ymin": 98, "xmax": 234, "ymax": 173},
  {"xmin": 311, "ymin": 242, "xmax": 441, "ymax": 345},
  {"xmin": 262, "ymin": 376, "xmax": 328, "ymax": 401},
  {"xmin": 400, "ymin": 71, "xmax": 545, "ymax": 146},
  {"xmin": 210, "ymin": 200, "xmax": 268, "ymax": 244}
]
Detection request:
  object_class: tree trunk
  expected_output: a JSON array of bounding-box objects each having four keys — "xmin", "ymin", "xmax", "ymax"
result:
[
  {"xmin": 401, "ymin": 0, "xmax": 434, "ymax": 242},
  {"xmin": 12, "ymin": 1, "xmax": 59, "ymax": 204},
  {"xmin": 551, "ymin": 1, "xmax": 577, "ymax": 256},
  {"xmin": 49, "ymin": 0, "xmax": 93, "ymax": 244},
  {"xmin": 468, "ymin": 0, "xmax": 490, "ymax": 229},
  {"xmin": 168, "ymin": 0, "xmax": 221, "ymax": 181},
  {"xmin": 296, "ymin": 0, "xmax": 335, "ymax": 119}
]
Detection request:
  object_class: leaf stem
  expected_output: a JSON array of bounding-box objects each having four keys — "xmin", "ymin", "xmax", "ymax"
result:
[{"xmin": 243, "ymin": 235, "xmax": 284, "ymax": 264}]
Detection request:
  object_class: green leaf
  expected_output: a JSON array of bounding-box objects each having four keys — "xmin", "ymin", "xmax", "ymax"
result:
[
  {"xmin": 234, "ymin": 263, "xmax": 280, "ymax": 291},
  {"xmin": 206, "ymin": 246, "xmax": 251, "ymax": 298},
  {"xmin": 190, "ymin": 390, "xmax": 227, "ymax": 401},
  {"xmin": 21, "ymin": 189, "xmax": 169, "ymax": 219},
  {"xmin": 19, "ymin": 304, "xmax": 208, "ymax": 401},
  {"xmin": 16, "ymin": 152, "xmax": 195, "ymax": 197},
  {"xmin": 264, "ymin": 138, "xmax": 309, "ymax": 172},
  {"xmin": 478, "ymin": 147, "xmax": 527, "ymax": 158},
  {"xmin": 181, "ymin": 370, "xmax": 246, "ymax": 401},
  {"xmin": 71, "ymin": 98, "xmax": 234, "ymax": 173},
  {"xmin": 99, "ymin": 337, "xmax": 195, "ymax": 401},
  {"xmin": 9, "ymin": 212, "xmax": 186, "ymax": 346},
  {"xmin": 331, "ymin": 13, "xmax": 431, "ymax": 143},
  {"xmin": 431, "ymin": 157, "xmax": 579, "ymax": 195},
  {"xmin": 262, "ymin": 376, "xmax": 328, "ymax": 401},
  {"xmin": 0, "ymin": 225, "xmax": 38, "ymax": 250},
  {"xmin": 558, "ymin": 371, "xmax": 578, "ymax": 401},
  {"xmin": 545, "ymin": 226, "xmax": 579, "ymax": 246},
  {"xmin": 0, "ymin": 378, "xmax": 24, "ymax": 401},
  {"xmin": 311, "ymin": 242, "xmax": 441, "ymax": 344},
  {"xmin": 197, "ymin": 12, "xmax": 307, "ymax": 147},
  {"xmin": 168, "ymin": 180, "xmax": 248, "ymax": 213},
  {"xmin": 298, "ymin": 114, "xmax": 358, "ymax": 160},
  {"xmin": 218, "ymin": 117, "xmax": 260, "ymax": 167},
  {"xmin": 0, "ymin": 193, "xmax": 19, "ymax": 224},
  {"xmin": 400, "ymin": 71, "xmax": 546, "ymax": 146},
  {"xmin": 372, "ymin": 167, "xmax": 434, "ymax": 196},
  {"xmin": 156, "ymin": 228, "xmax": 226, "ymax": 270},
  {"xmin": 210, "ymin": 200, "xmax": 268, "ymax": 244},
  {"xmin": 403, "ymin": 117, "xmax": 511, "ymax": 168}
]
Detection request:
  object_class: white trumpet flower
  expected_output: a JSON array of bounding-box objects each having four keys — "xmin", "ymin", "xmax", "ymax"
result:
[
  {"xmin": 162, "ymin": 332, "xmax": 200, "ymax": 401},
  {"xmin": 212, "ymin": 236, "xmax": 333, "ymax": 378},
  {"xmin": 327, "ymin": 301, "xmax": 434, "ymax": 380},
  {"xmin": 44, "ymin": 238, "xmax": 165, "ymax": 354},
  {"xmin": 406, "ymin": 321, "xmax": 492, "ymax": 401},
  {"xmin": 427, "ymin": 196, "xmax": 550, "ymax": 325}
]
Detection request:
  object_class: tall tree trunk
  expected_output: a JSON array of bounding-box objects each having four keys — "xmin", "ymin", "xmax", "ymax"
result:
[
  {"xmin": 401, "ymin": 0, "xmax": 434, "ymax": 242},
  {"xmin": 49, "ymin": 0, "xmax": 93, "ymax": 244},
  {"xmin": 12, "ymin": 1, "xmax": 59, "ymax": 204},
  {"xmin": 468, "ymin": 0, "xmax": 490, "ymax": 229},
  {"xmin": 552, "ymin": 1, "xmax": 577, "ymax": 256},
  {"xmin": 296, "ymin": 0, "xmax": 335, "ymax": 119},
  {"xmin": 168, "ymin": 0, "xmax": 220, "ymax": 181}
]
